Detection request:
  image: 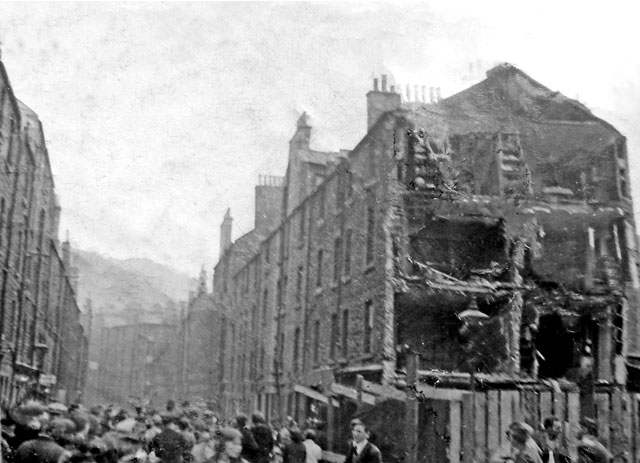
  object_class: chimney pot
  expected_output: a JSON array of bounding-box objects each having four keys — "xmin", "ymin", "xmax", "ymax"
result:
[
  {"xmin": 414, "ymin": 85, "xmax": 419, "ymax": 102},
  {"xmin": 390, "ymin": 85, "xmax": 395, "ymax": 92},
  {"xmin": 421, "ymin": 85, "xmax": 426, "ymax": 102},
  {"xmin": 429, "ymin": 87, "xmax": 435, "ymax": 103},
  {"xmin": 373, "ymin": 78, "xmax": 379, "ymax": 92},
  {"xmin": 381, "ymin": 75, "xmax": 387, "ymax": 92},
  {"xmin": 406, "ymin": 84, "xmax": 411, "ymax": 102}
]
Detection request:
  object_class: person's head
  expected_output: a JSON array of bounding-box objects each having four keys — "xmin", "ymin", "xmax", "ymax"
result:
[
  {"xmin": 507, "ymin": 422, "xmax": 533, "ymax": 449},
  {"xmin": 251, "ymin": 411, "xmax": 266, "ymax": 425},
  {"xmin": 351, "ymin": 421, "xmax": 368, "ymax": 444},
  {"xmin": 215, "ymin": 427, "xmax": 243, "ymax": 460},
  {"xmin": 235, "ymin": 414, "xmax": 248, "ymax": 428},
  {"xmin": 290, "ymin": 430, "xmax": 303, "ymax": 444},
  {"xmin": 543, "ymin": 416, "xmax": 562, "ymax": 440},
  {"xmin": 304, "ymin": 429, "xmax": 316, "ymax": 442},
  {"xmin": 578, "ymin": 418, "xmax": 598, "ymax": 439}
]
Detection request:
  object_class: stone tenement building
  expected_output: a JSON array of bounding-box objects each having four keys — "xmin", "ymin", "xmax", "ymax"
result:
[
  {"xmin": 0, "ymin": 59, "xmax": 87, "ymax": 405},
  {"xmin": 185, "ymin": 64, "xmax": 639, "ymax": 426}
]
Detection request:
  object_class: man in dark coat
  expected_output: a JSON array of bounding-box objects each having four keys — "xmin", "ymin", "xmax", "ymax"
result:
[
  {"xmin": 251, "ymin": 411, "xmax": 274, "ymax": 463},
  {"xmin": 534, "ymin": 416, "xmax": 571, "ymax": 463},
  {"xmin": 150, "ymin": 414, "xmax": 191, "ymax": 463},
  {"xmin": 234, "ymin": 414, "xmax": 259, "ymax": 463},
  {"xmin": 283, "ymin": 430, "xmax": 306, "ymax": 463},
  {"xmin": 345, "ymin": 422, "xmax": 381, "ymax": 463}
]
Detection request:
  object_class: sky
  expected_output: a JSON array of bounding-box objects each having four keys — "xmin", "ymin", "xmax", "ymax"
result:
[{"xmin": 0, "ymin": 1, "xmax": 639, "ymax": 276}]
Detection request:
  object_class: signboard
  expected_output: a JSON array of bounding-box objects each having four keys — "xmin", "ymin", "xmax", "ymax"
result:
[{"xmin": 39, "ymin": 374, "xmax": 57, "ymax": 386}]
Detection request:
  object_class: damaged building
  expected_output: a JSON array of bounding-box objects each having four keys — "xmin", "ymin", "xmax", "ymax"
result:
[{"xmin": 200, "ymin": 64, "xmax": 638, "ymax": 442}]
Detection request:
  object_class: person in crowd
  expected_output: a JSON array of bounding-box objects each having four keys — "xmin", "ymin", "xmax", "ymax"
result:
[
  {"xmin": 576, "ymin": 418, "xmax": 612, "ymax": 463},
  {"xmin": 302, "ymin": 430, "xmax": 322, "ymax": 463},
  {"xmin": 503, "ymin": 422, "xmax": 542, "ymax": 463},
  {"xmin": 534, "ymin": 416, "xmax": 570, "ymax": 463},
  {"xmin": 233, "ymin": 414, "xmax": 259, "ymax": 463},
  {"xmin": 283, "ymin": 430, "xmax": 306, "ymax": 463},
  {"xmin": 250, "ymin": 412, "xmax": 274, "ymax": 463},
  {"xmin": 344, "ymin": 421, "xmax": 381, "ymax": 463},
  {"xmin": 190, "ymin": 430, "xmax": 215, "ymax": 463},
  {"xmin": 214, "ymin": 428, "xmax": 246, "ymax": 463},
  {"xmin": 149, "ymin": 414, "xmax": 191, "ymax": 463}
]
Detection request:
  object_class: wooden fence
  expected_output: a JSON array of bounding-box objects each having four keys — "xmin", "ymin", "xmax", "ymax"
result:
[{"xmin": 410, "ymin": 385, "xmax": 640, "ymax": 463}]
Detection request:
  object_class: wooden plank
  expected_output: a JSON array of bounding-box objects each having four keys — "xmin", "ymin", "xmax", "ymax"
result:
[
  {"xmin": 622, "ymin": 392, "xmax": 633, "ymax": 463},
  {"xmin": 405, "ymin": 397, "xmax": 420, "ymax": 463},
  {"xmin": 610, "ymin": 390, "xmax": 624, "ymax": 458},
  {"xmin": 499, "ymin": 391, "xmax": 513, "ymax": 449},
  {"xmin": 331, "ymin": 383, "xmax": 375, "ymax": 405},
  {"xmin": 511, "ymin": 390, "xmax": 522, "ymax": 422},
  {"xmin": 633, "ymin": 394, "xmax": 640, "ymax": 463},
  {"xmin": 553, "ymin": 389, "xmax": 567, "ymax": 422},
  {"xmin": 413, "ymin": 384, "xmax": 468, "ymax": 402},
  {"xmin": 539, "ymin": 390, "xmax": 553, "ymax": 424},
  {"xmin": 461, "ymin": 393, "xmax": 474, "ymax": 463},
  {"xmin": 360, "ymin": 378, "xmax": 407, "ymax": 402},
  {"xmin": 595, "ymin": 392, "xmax": 611, "ymax": 449},
  {"xmin": 522, "ymin": 389, "xmax": 539, "ymax": 429},
  {"xmin": 449, "ymin": 400, "xmax": 462, "ymax": 463},
  {"xmin": 474, "ymin": 392, "xmax": 487, "ymax": 463},
  {"xmin": 610, "ymin": 390, "xmax": 632, "ymax": 461},
  {"xmin": 566, "ymin": 392, "xmax": 580, "ymax": 462},
  {"xmin": 487, "ymin": 390, "xmax": 500, "ymax": 457}
]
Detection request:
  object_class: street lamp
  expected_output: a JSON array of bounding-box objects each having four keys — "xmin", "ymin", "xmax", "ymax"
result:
[{"xmin": 458, "ymin": 300, "xmax": 489, "ymax": 394}]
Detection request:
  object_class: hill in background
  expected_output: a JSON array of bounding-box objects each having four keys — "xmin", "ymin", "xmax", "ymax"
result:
[{"xmin": 72, "ymin": 249, "xmax": 197, "ymax": 322}]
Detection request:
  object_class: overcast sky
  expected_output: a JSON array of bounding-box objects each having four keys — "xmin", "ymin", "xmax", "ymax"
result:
[{"xmin": 0, "ymin": 1, "xmax": 639, "ymax": 276}]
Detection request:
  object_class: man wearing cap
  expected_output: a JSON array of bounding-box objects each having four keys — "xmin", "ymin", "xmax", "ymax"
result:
[{"xmin": 506, "ymin": 422, "xmax": 543, "ymax": 463}]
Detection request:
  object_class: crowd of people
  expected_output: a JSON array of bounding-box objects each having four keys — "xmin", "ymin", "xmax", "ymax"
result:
[
  {"xmin": 0, "ymin": 399, "xmax": 363, "ymax": 463},
  {"xmin": 0, "ymin": 398, "xmax": 617, "ymax": 463}
]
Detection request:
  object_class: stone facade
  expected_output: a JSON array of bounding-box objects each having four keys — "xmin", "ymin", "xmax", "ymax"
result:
[
  {"xmin": 0, "ymin": 59, "xmax": 87, "ymax": 405},
  {"xmin": 185, "ymin": 64, "xmax": 639, "ymax": 425}
]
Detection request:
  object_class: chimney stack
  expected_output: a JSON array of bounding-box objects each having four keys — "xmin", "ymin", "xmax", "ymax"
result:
[
  {"xmin": 414, "ymin": 85, "xmax": 419, "ymax": 102},
  {"xmin": 367, "ymin": 74, "xmax": 401, "ymax": 130},
  {"xmin": 406, "ymin": 84, "xmax": 411, "ymax": 102},
  {"xmin": 421, "ymin": 86, "xmax": 426, "ymax": 102},
  {"xmin": 373, "ymin": 78, "xmax": 379, "ymax": 92},
  {"xmin": 436, "ymin": 87, "xmax": 442, "ymax": 102},
  {"xmin": 390, "ymin": 85, "xmax": 395, "ymax": 92},
  {"xmin": 220, "ymin": 208, "xmax": 233, "ymax": 258},
  {"xmin": 429, "ymin": 87, "xmax": 435, "ymax": 103}
]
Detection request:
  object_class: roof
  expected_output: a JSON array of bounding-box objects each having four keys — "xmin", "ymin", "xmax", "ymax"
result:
[
  {"xmin": 299, "ymin": 148, "xmax": 343, "ymax": 166},
  {"xmin": 406, "ymin": 63, "xmax": 621, "ymax": 158}
]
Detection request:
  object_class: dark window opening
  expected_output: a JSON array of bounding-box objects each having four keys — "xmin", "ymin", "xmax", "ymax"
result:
[
  {"xmin": 342, "ymin": 310, "xmax": 349, "ymax": 358},
  {"xmin": 364, "ymin": 301, "xmax": 373, "ymax": 354},
  {"xmin": 330, "ymin": 313, "xmax": 338, "ymax": 359},
  {"xmin": 314, "ymin": 320, "xmax": 320, "ymax": 363}
]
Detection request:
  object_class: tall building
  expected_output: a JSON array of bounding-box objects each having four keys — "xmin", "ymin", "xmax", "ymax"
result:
[
  {"xmin": 0, "ymin": 59, "xmax": 87, "ymax": 405},
  {"xmin": 190, "ymin": 64, "xmax": 638, "ymax": 434}
]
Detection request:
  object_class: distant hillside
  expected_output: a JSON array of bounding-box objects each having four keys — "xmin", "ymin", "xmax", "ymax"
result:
[{"xmin": 72, "ymin": 249, "xmax": 197, "ymax": 316}]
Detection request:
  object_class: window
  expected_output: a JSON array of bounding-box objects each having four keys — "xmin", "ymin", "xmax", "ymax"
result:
[
  {"xmin": 296, "ymin": 266, "xmax": 303, "ymax": 304},
  {"xmin": 334, "ymin": 237, "xmax": 342, "ymax": 282},
  {"xmin": 314, "ymin": 320, "xmax": 320, "ymax": 363},
  {"xmin": 365, "ymin": 202, "xmax": 375, "ymax": 265},
  {"xmin": 342, "ymin": 310, "xmax": 349, "ymax": 358},
  {"xmin": 293, "ymin": 327, "xmax": 301, "ymax": 373},
  {"xmin": 319, "ymin": 187, "xmax": 325, "ymax": 218},
  {"xmin": 262, "ymin": 289, "xmax": 269, "ymax": 325},
  {"xmin": 265, "ymin": 240, "xmax": 271, "ymax": 263},
  {"xmin": 346, "ymin": 171, "xmax": 353, "ymax": 199},
  {"xmin": 364, "ymin": 301, "xmax": 373, "ymax": 353},
  {"xmin": 330, "ymin": 313, "xmax": 339, "ymax": 359},
  {"xmin": 337, "ymin": 173, "xmax": 345, "ymax": 207},
  {"xmin": 299, "ymin": 206, "xmax": 306, "ymax": 241},
  {"xmin": 344, "ymin": 229, "xmax": 352, "ymax": 276},
  {"xmin": 316, "ymin": 250, "xmax": 323, "ymax": 287}
]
